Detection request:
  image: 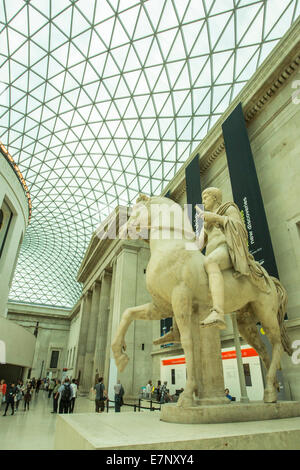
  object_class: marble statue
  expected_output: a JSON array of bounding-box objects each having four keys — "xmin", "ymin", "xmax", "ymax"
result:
[{"xmin": 112, "ymin": 191, "xmax": 292, "ymax": 406}]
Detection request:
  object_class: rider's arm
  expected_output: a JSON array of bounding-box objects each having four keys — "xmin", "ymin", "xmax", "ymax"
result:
[{"xmin": 197, "ymin": 228, "xmax": 207, "ymax": 250}]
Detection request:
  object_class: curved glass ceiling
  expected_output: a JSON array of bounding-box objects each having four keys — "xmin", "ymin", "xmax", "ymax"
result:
[{"xmin": 1, "ymin": 0, "xmax": 299, "ymax": 308}]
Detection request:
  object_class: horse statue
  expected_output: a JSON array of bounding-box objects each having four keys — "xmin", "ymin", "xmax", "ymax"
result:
[{"xmin": 111, "ymin": 194, "xmax": 292, "ymax": 407}]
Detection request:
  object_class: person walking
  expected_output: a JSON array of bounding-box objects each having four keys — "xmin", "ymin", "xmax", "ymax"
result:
[
  {"xmin": 15, "ymin": 380, "xmax": 23, "ymax": 412},
  {"xmin": 23, "ymin": 384, "xmax": 32, "ymax": 411},
  {"xmin": 93, "ymin": 377, "xmax": 107, "ymax": 413},
  {"xmin": 0, "ymin": 379, "xmax": 7, "ymax": 407},
  {"xmin": 58, "ymin": 378, "xmax": 72, "ymax": 414},
  {"xmin": 114, "ymin": 380, "xmax": 124, "ymax": 412},
  {"xmin": 52, "ymin": 379, "xmax": 61, "ymax": 414},
  {"xmin": 3, "ymin": 383, "xmax": 17, "ymax": 416},
  {"xmin": 69, "ymin": 379, "xmax": 78, "ymax": 413}
]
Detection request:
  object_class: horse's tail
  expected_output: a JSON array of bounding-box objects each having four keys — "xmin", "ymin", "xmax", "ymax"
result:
[{"xmin": 271, "ymin": 276, "xmax": 292, "ymax": 356}]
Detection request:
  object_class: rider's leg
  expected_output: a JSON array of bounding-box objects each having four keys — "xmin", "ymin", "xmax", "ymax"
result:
[
  {"xmin": 202, "ymin": 261, "xmax": 226, "ymax": 329},
  {"xmin": 201, "ymin": 247, "xmax": 231, "ymax": 329}
]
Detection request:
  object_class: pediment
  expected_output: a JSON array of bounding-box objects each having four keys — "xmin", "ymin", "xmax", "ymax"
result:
[{"xmin": 77, "ymin": 205, "xmax": 128, "ymax": 283}]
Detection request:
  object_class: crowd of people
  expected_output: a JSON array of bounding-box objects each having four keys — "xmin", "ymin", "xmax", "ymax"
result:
[
  {"xmin": 1, "ymin": 375, "xmax": 209, "ymax": 417},
  {"xmin": 0, "ymin": 375, "xmax": 125, "ymax": 416},
  {"xmin": 0, "ymin": 376, "xmax": 78, "ymax": 416},
  {"xmin": 144, "ymin": 380, "xmax": 178, "ymax": 403}
]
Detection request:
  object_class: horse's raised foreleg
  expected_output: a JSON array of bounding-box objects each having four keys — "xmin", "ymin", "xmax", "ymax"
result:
[
  {"xmin": 111, "ymin": 303, "xmax": 165, "ymax": 372},
  {"xmin": 172, "ymin": 283, "xmax": 196, "ymax": 408}
]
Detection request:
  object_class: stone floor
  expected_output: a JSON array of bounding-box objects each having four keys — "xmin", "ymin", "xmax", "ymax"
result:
[
  {"xmin": 0, "ymin": 389, "xmax": 125, "ymax": 450},
  {"xmin": 1, "ymin": 392, "xmax": 300, "ymax": 450}
]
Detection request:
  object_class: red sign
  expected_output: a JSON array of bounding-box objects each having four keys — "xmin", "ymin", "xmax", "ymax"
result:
[
  {"xmin": 161, "ymin": 348, "xmax": 258, "ymax": 366},
  {"xmin": 222, "ymin": 348, "xmax": 258, "ymax": 360}
]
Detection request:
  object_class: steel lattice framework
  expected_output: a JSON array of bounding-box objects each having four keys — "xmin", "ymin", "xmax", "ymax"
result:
[{"xmin": 0, "ymin": 0, "xmax": 299, "ymax": 308}]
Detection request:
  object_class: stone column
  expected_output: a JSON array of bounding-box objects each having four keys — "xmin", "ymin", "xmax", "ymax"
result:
[
  {"xmin": 108, "ymin": 243, "xmax": 139, "ymax": 398},
  {"xmin": 81, "ymin": 281, "xmax": 101, "ymax": 393},
  {"xmin": 0, "ymin": 185, "xmax": 5, "ymax": 207},
  {"xmin": 22, "ymin": 367, "xmax": 30, "ymax": 382},
  {"xmin": 104, "ymin": 260, "xmax": 117, "ymax": 390},
  {"xmin": 194, "ymin": 309, "xmax": 228, "ymax": 405},
  {"xmin": 93, "ymin": 270, "xmax": 111, "ymax": 383},
  {"xmin": 75, "ymin": 291, "xmax": 92, "ymax": 391},
  {"xmin": 231, "ymin": 312, "xmax": 250, "ymax": 403}
]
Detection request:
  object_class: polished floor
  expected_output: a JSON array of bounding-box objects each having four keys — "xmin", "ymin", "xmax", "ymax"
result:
[{"xmin": 0, "ymin": 390, "xmax": 106, "ymax": 450}]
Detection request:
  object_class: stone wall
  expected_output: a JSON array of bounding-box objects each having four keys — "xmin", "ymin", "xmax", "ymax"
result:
[{"xmin": 7, "ymin": 303, "xmax": 70, "ymax": 380}]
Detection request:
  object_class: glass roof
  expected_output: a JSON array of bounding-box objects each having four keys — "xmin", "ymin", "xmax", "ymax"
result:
[{"xmin": 1, "ymin": 0, "xmax": 299, "ymax": 308}]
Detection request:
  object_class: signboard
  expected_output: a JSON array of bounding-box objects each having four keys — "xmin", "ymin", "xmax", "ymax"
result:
[
  {"xmin": 222, "ymin": 102, "xmax": 278, "ymax": 277},
  {"xmin": 185, "ymin": 153, "xmax": 202, "ymax": 236},
  {"xmin": 222, "ymin": 102, "xmax": 287, "ymax": 400}
]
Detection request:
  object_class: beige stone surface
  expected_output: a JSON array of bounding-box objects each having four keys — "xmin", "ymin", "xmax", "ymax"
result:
[
  {"xmin": 112, "ymin": 194, "xmax": 293, "ymax": 410},
  {"xmin": 54, "ymin": 411, "xmax": 300, "ymax": 450},
  {"xmin": 161, "ymin": 401, "xmax": 300, "ymax": 424}
]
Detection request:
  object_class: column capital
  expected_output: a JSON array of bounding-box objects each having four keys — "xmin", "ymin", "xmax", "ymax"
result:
[
  {"xmin": 99, "ymin": 268, "xmax": 112, "ymax": 282},
  {"xmin": 83, "ymin": 289, "xmax": 92, "ymax": 299},
  {"xmin": 115, "ymin": 240, "xmax": 141, "ymax": 259},
  {"xmin": 92, "ymin": 279, "xmax": 101, "ymax": 291}
]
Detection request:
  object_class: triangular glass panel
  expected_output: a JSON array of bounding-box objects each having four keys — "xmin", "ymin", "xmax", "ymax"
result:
[
  {"xmin": 133, "ymin": 6, "xmax": 154, "ymax": 40},
  {"xmin": 182, "ymin": 0, "xmax": 206, "ymax": 23}
]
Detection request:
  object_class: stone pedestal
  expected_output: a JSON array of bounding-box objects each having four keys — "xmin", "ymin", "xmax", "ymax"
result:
[
  {"xmin": 160, "ymin": 401, "xmax": 300, "ymax": 424},
  {"xmin": 192, "ymin": 310, "xmax": 228, "ymax": 406},
  {"xmin": 54, "ymin": 408, "xmax": 300, "ymax": 450}
]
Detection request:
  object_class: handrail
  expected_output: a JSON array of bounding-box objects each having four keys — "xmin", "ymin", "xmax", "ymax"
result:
[{"xmin": 105, "ymin": 398, "xmax": 161, "ymax": 413}]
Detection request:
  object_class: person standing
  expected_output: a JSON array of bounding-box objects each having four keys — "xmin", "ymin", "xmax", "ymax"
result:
[
  {"xmin": 146, "ymin": 380, "xmax": 152, "ymax": 399},
  {"xmin": 48, "ymin": 378, "xmax": 55, "ymax": 398},
  {"xmin": 154, "ymin": 380, "xmax": 161, "ymax": 402},
  {"xmin": 52, "ymin": 379, "xmax": 61, "ymax": 414},
  {"xmin": 23, "ymin": 384, "xmax": 32, "ymax": 411},
  {"xmin": 114, "ymin": 380, "xmax": 124, "ymax": 412},
  {"xmin": 93, "ymin": 377, "xmax": 107, "ymax": 413},
  {"xmin": 58, "ymin": 378, "xmax": 72, "ymax": 414},
  {"xmin": 15, "ymin": 380, "xmax": 23, "ymax": 412},
  {"xmin": 3, "ymin": 383, "xmax": 17, "ymax": 416},
  {"xmin": 70, "ymin": 379, "xmax": 78, "ymax": 413},
  {"xmin": 35, "ymin": 378, "xmax": 41, "ymax": 394},
  {"xmin": 159, "ymin": 381, "xmax": 171, "ymax": 404}
]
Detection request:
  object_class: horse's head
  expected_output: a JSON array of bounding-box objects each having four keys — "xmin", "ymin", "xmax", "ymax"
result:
[{"xmin": 119, "ymin": 194, "xmax": 151, "ymax": 241}]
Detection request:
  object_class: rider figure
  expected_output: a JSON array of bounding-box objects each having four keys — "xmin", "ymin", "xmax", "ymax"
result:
[
  {"xmin": 153, "ymin": 186, "xmax": 269, "ymax": 341},
  {"xmin": 196, "ymin": 186, "xmax": 270, "ymax": 329}
]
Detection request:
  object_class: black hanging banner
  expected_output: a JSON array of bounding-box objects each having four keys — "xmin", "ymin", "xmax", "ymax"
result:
[
  {"xmin": 185, "ymin": 153, "xmax": 202, "ymax": 235},
  {"xmin": 222, "ymin": 102, "xmax": 287, "ymax": 400},
  {"xmin": 222, "ymin": 102, "xmax": 279, "ymax": 279}
]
